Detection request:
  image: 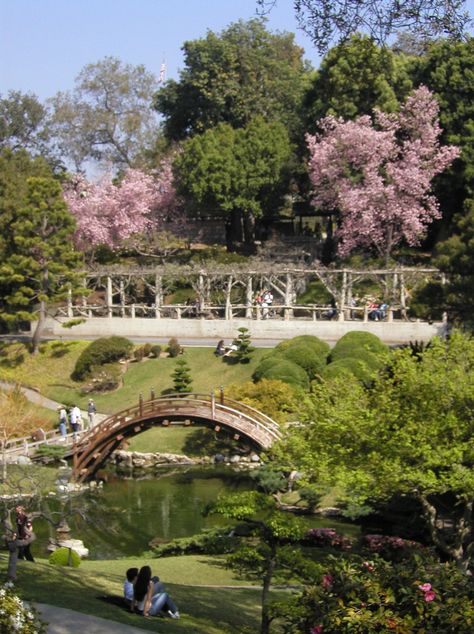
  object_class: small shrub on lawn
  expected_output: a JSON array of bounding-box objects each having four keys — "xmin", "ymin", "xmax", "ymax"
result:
[
  {"xmin": 71, "ymin": 336, "xmax": 133, "ymax": 380},
  {"xmin": 168, "ymin": 338, "xmax": 182, "ymax": 358},
  {"xmin": 150, "ymin": 344, "xmax": 162, "ymax": 358},
  {"xmin": 151, "ymin": 527, "xmax": 238, "ymax": 557},
  {"xmin": 133, "ymin": 346, "xmax": 146, "ymax": 362},
  {"xmin": 143, "ymin": 343, "xmax": 152, "ymax": 357},
  {"xmin": 331, "ymin": 331, "xmax": 387, "ymax": 360},
  {"xmin": 258, "ymin": 359, "xmax": 310, "ymax": 390},
  {"xmin": 49, "ymin": 546, "xmax": 81, "ymax": 567}
]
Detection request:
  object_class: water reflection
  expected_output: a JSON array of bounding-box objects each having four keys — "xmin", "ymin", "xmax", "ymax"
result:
[{"xmin": 33, "ymin": 466, "xmax": 357, "ymax": 560}]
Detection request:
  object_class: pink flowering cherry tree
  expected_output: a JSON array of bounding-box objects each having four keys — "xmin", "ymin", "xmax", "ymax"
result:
[
  {"xmin": 306, "ymin": 86, "xmax": 459, "ymax": 263},
  {"xmin": 63, "ymin": 157, "xmax": 178, "ymax": 252}
]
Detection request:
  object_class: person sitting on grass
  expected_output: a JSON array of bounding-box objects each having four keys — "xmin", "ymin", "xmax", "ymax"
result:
[
  {"xmin": 132, "ymin": 565, "xmax": 180, "ymax": 619},
  {"xmin": 123, "ymin": 567, "xmax": 138, "ymax": 608}
]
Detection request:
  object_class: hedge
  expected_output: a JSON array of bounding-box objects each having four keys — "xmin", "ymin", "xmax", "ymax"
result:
[{"xmin": 71, "ymin": 336, "xmax": 133, "ymax": 381}]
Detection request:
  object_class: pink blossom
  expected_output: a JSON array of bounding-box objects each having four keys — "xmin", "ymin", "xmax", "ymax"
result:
[
  {"xmin": 424, "ymin": 590, "xmax": 436, "ymax": 602},
  {"xmin": 310, "ymin": 626, "xmax": 323, "ymax": 634},
  {"xmin": 322, "ymin": 574, "xmax": 333, "ymax": 589},
  {"xmin": 63, "ymin": 158, "xmax": 178, "ymax": 249},
  {"xmin": 418, "ymin": 583, "xmax": 432, "ymax": 592},
  {"xmin": 362, "ymin": 561, "xmax": 375, "ymax": 572},
  {"xmin": 306, "ymin": 86, "xmax": 459, "ymax": 261}
]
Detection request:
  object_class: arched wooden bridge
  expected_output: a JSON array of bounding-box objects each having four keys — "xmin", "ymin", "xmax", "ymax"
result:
[{"xmin": 71, "ymin": 392, "xmax": 282, "ymax": 482}]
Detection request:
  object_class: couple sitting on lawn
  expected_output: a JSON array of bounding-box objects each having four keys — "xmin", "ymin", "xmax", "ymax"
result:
[{"xmin": 123, "ymin": 565, "xmax": 180, "ymax": 619}]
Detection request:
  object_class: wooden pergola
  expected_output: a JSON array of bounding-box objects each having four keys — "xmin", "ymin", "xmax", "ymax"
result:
[{"xmin": 58, "ymin": 264, "xmax": 446, "ymax": 323}]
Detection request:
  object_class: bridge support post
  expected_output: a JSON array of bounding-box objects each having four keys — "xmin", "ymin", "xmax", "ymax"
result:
[{"xmin": 211, "ymin": 392, "xmax": 215, "ymax": 419}]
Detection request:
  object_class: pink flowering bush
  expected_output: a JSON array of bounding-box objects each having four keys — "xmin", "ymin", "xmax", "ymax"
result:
[
  {"xmin": 272, "ymin": 553, "xmax": 474, "ymax": 633},
  {"xmin": 306, "ymin": 87, "xmax": 459, "ymax": 262},
  {"xmin": 304, "ymin": 527, "xmax": 353, "ymax": 550},
  {"xmin": 63, "ymin": 159, "xmax": 177, "ymax": 250}
]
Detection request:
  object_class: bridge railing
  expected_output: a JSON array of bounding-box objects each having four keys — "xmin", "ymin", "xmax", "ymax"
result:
[{"xmin": 73, "ymin": 392, "xmax": 282, "ymax": 454}]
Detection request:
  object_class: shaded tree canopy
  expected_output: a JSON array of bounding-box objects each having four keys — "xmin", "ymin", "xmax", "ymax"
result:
[
  {"xmin": 304, "ymin": 35, "xmax": 413, "ymax": 127},
  {"xmin": 0, "ymin": 91, "xmax": 51, "ymax": 156},
  {"xmin": 258, "ymin": 0, "xmax": 471, "ymax": 54},
  {"xmin": 49, "ymin": 56, "xmax": 161, "ymax": 170},
  {"xmin": 155, "ymin": 19, "xmax": 310, "ymax": 141},
  {"xmin": 174, "ymin": 116, "xmax": 292, "ymax": 251}
]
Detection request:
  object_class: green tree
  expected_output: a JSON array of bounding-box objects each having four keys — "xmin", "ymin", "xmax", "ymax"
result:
[
  {"xmin": 175, "ymin": 117, "xmax": 291, "ymax": 251},
  {"xmin": 232, "ymin": 327, "xmax": 255, "ymax": 363},
  {"xmin": 0, "ymin": 91, "xmax": 52, "ymax": 157},
  {"xmin": 0, "ymin": 176, "xmax": 83, "ymax": 353},
  {"xmin": 209, "ymin": 490, "xmax": 307, "ymax": 634},
  {"xmin": 49, "ymin": 56, "xmax": 161, "ymax": 170},
  {"xmin": 155, "ymin": 19, "xmax": 309, "ymax": 142},
  {"xmin": 273, "ymin": 332, "xmax": 474, "ymax": 572},
  {"xmin": 172, "ymin": 358, "xmax": 193, "ymax": 393},
  {"xmin": 304, "ymin": 34, "xmax": 413, "ymax": 128},
  {"xmin": 413, "ymin": 37, "xmax": 474, "ymax": 239}
]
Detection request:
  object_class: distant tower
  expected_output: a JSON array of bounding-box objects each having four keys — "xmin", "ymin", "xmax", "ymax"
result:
[{"xmin": 159, "ymin": 58, "xmax": 167, "ymax": 83}]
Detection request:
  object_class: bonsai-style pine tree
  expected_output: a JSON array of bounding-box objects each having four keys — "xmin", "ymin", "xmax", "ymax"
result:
[
  {"xmin": 172, "ymin": 358, "xmax": 192, "ymax": 393},
  {"xmin": 232, "ymin": 327, "xmax": 255, "ymax": 364}
]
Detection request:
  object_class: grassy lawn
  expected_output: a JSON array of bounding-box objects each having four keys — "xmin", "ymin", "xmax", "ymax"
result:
[
  {"xmin": 6, "ymin": 554, "xmax": 275, "ymax": 633},
  {"xmin": 0, "ymin": 340, "xmax": 268, "ymax": 419}
]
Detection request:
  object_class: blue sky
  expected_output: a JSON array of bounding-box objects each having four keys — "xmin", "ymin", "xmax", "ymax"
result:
[
  {"xmin": 1, "ymin": 0, "xmax": 473, "ymax": 101},
  {"xmin": 0, "ymin": 0, "xmax": 319, "ymax": 100}
]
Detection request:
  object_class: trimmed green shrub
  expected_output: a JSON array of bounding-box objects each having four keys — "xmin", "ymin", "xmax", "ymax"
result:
[
  {"xmin": 35, "ymin": 444, "xmax": 65, "ymax": 462},
  {"xmin": 168, "ymin": 337, "xmax": 182, "ymax": 358},
  {"xmin": 276, "ymin": 335, "xmax": 330, "ymax": 359},
  {"xmin": 133, "ymin": 346, "xmax": 146, "ymax": 362},
  {"xmin": 258, "ymin": 359, "xmax": 310, "ymax": 390},
  {"xmin": 252, "ymin": 353, "xmax": 286, "ymax": 381},
  {"xmin": 71, "ymin": 336, "xmax": 133, "ymax": 380},
  {"xmin": 331, "ymin": 331, "xmax": 387, "ymax": 360},
  {"xmin": 232, "ymin": 327, "xmax": 255, "ymax": 363},
  {"xmin": 172, "ymin": 358, "xmax": 193, "ymax": 393},
  {"xmin": 280, "ymin": 344, "xmax": 328, "ymax": 379},
  {"xmin": 321, "ymin": 357, "xmax": 374, "ymax": 385},
  {"xmin": 49, "ymin": 546, "xmax": 81, "ymax": 567},
  {"xmin": 150, "ymin": 344, "xmax": 162, "ymax": 358},
  {"xmin": 143, "ymin": 343, "xmax": 152, "ymax": 356},
  {"xmin": 151, "ymin": 527, "xmax": 238, "ymax": 557}
]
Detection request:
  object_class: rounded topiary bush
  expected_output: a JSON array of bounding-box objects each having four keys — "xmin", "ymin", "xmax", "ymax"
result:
[
  {"xmin": 150, "ymin": 344, "xmax": 162, "ymax": 358},
  {"xmin": 331, "ymin": 331, "xmax": 387, "ymax": 361},
  {"xmin": 321, "ymin": 357, "xmax": 374, "ymax": 385},
  {"xmin": 258, "ymin": 359, "xmax": 310, "ymax": 390},
  {"xmin": 72, "ymin": 336, "xmax": 133, "ymax": 381},
  {"xmin": 49, "ymin": 546, "xmax": 81, "ymax": 567},
  {"xmin": 168, "ymin": 337, "xmax": 182, "ymax": 358},
  {"xmin": 280, "ymin": 344, "xmax": 328, "ymax": 379},
  {"xmin": 276, "ymin": 335, "xmax": 330, "ymax": 359},
  {"xmin": 252, "ymin": 353, "xmax": 286, "ymax": 382}
]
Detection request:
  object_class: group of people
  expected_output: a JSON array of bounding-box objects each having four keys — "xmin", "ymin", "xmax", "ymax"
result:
[
  {"xmin": 57, "ymin": 399, "xmax": 96, "ymax": 437},
  {"xmin": 214, "ymin": 339, "xmax": 238, "ymax": 357},
  {"xmin": 255, "ymin": 289, "xmax": 274, "ymax": 318},
  {"xmin": 123, "ymin": 565, "xmax": 180, "ymax": 619}
]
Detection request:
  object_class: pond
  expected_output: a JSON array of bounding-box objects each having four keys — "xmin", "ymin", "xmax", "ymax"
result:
[{"xmin": 33, "ymin": 466, "xmax": 358, "ymax": 559}]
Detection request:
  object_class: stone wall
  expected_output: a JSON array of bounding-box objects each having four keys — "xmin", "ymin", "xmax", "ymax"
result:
[{"xmin": 41, "ymin": 315, "xmax": 445, "ymax": 345}]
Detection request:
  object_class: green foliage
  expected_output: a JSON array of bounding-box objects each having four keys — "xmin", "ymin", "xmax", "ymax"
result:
[
  {"xmin": 0, "ymin": 167, "xmax": 83, "ymax": 350},
  {"xmin": 276, "ymin": 335, "xmax": 331, "ymax": 357},
  {"xmin": 0, "ymin": 586, "xmax": 46, "ymax": 633},
  {"xmin": 49, "ymin": 546, "xmax": 81, "ymax": 568},
  {"xmin": 305, "ymin": 34, "xmax": 412, "ymax": 127},
  {"xmin": 275, "ymin": 332, "xmax": 474, "ymax": 571},
  {"xmin": 321, "ymin": 357, "xmax": 375, "ymax": 385},
  {"xmin": 226, "ymin": 378, "xmax": 299, "ymax": 424},
  {"xmin": 35, "ymin": 444, "xmax": 65, "ymax": 462},
  {"xmin": 278, "ymin": 552, "xmax": 474, "ymax": 633},
  {"xmin": 296, "ymin": 280, "xmax": 333, "ymax": 304},
  {"xmin": 149, "ymin": 344, "xmax": 162, "ymax": 358},
  {"xmin": 256, "ymin": 359, "xmax": 310, "ymax": 391},
  {"xmin": 331, "ymin": 331, "xmax": 388, "ymax": 359},
  {"xmin": 167, "ymin": 337, "xmax": 182, "ymax": 358},
  {"xmin": 280, "ymin": 344, "xmax": 328, "ymax": 379},
  {"xmin": 155, "ymin": 19, "xmax": 308, "ymax": 141},
  {"xmin": 172, "ymin": 358, "xmax": 193, "ymax": 393},
  {"xmin": 71, "ymin": 336, "xmax": 133, "ymax": 381},
  {"xmin": 250, "ymin": 465, "xmax": 288, "ymax": 494},
  {"xmin": 150, "ymin": 528, "xmax": 238, "ymax": 557},
  {"xmin": 252, "ymin": 353, "xmax": 286, "ymax": 381},
  {"xmin": 231, "ymin": 327, "xmax": 255, "ymax": 364}
]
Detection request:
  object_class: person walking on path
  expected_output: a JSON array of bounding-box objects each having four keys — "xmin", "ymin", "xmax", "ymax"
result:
[
  {"xmin": 58, "ymin": 406, "xmax": 68, "ymax": 437},
  {"xmin": 87, "ymin": 399, "xmax": 96, "ymax": 428}
]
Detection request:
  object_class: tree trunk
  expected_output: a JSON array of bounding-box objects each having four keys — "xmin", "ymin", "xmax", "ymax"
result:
[
  {"xmin": 225, "ymin": 209, "xmax": 244, "ymax": 252},
  {"xmin": 243, "ymin": 211, "xmax": 257, "ymax": 255},
  {"xmin": 31, "ymin": 299, "xmax": 46, "ymax": 354},
  {"xmin": 260, "ymin": 543, "xmax": 277, "ymax": 634}
]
